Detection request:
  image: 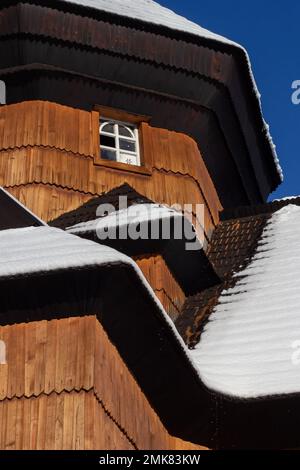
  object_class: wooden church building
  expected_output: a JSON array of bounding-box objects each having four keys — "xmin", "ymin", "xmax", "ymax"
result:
[{"xmin": 0, "ymin": 0, "xmax": 299, "ymax": 450}]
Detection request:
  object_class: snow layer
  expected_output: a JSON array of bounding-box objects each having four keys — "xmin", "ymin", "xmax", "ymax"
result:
[
  {"xmin": 191, "ymin": 204, "xmax": 300, "ymax": 398},
  {"xmin": 62, "ymin": 0, "xmax": 283, "ymax": 180},
  {"xmin": 0, "ymin": 226, "xmax": 133, "ymax": 278},
  {"xmin": 63, "ymin": 0, "xmax": 237, "ymax": 45},
  {"xmin": 67, "ymin": 203, "xmax": 183, "ymax": 234},
  {"xmin": 0, "ymin": 224, "xmax": 197, "ymax": 370},
  {"xmin": 272, "ymin": 195, "xmax": 300, "ymax": 202}
]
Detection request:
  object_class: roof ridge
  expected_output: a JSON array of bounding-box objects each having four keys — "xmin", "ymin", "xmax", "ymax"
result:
[{"xmin": 221, "ymin": 197, "xmax": 300, "ymax": 221}]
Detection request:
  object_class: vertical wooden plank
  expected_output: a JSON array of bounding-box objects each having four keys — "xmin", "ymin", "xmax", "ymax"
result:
[
  {"xmin": 65, "ymin": 317, "xmax": 79, "ymax": 392},
  {"xmin": 135, "ymin": 254, "xmax": 185, "ymax": 319},
  {"xmin": 36, "ymin": 394, "xmax": 47, "ymax": 450},
  {"xmin": 72, "ymin": 391, "xmax": 85, "ymax": 450},
  {"xmin": 15, "ymin": 398, "xmax": 24, "ymax": 450},
  {"xmin": 45, "ymin": 392, "xmax": 57, "ymax": 450},
  {"xmin": 54, "ymin": 393, "xmax": 64, "ymax": 450},
  {"xmin": 82, "ymin": 317, "xmax": 95, "ymax": 391},
  {"xmin": 44, "ymin": 319, "xmax": 57, "ymax": 395},
  {"xmin": 75, "ymin": 317, "xmax": 86, "ymax": 392},
  {"xmin": 0, "ymin": 401, "xmax": 4, "ymax": 450},
  {"xmin": 63, "ymin": 392, "xmax": 74, "ymax": 450},
  {"xmin": 24, "ymin": 322, "xmax": 37, "ymax": 398},
  {"xmin": 15, "ymin": 324, "xmax": 25, "ymax": 399},
  {"xmin": 84, "ymin": 391, "xmax": 95, "ymax": 450},
  {"xmin": 0, "ymin": 326, "xmax": 8, "ymax": 400},
  {"xmin": 91, "ymin": 111, "xmax": 100, "ymax": 159},
  {"xmin": 55, "ymin": 318, "xmax": 68, "ymax": 393},
  {"xmin": 30, "ymin": 398, "xmax": 39, "ymax": 450},
  {"xmin": 34, "ymin": 320, "xmax": 47, "ymax": 397},
  {"xmin": 7, "ymin": 323, "xmax": 18, "ymax": 399},
  {"xmin": 140, "ymin": 122, "xmax": 154, "ymax": 168},
  {"xmin": 4, "ymin": 399, "xmax": 17, "ymax": 449},
  {"xmin": 22, "ymin": 397, "xmax": 31, "ymax": 450}
]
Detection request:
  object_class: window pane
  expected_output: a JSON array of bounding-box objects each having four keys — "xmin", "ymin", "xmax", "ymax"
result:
[
  {"xmin": 101, "ymin": 135, "xmax": 115, "ymax": 148},
  {"xmin": 102, "ymin": 148, "xmax": 117, "ymax": 161},
  {"xmin": 119, "ymin": 153, "xmax": 137, "ymax": 166},
  {"xmin": 119, "ymin": 125, "xmax": 134, "ymax": 138},
  {"xmin": 119, "ymin": 139, "xmax": 136, "ymax": 152},
  {"xmin": 100, "ymin": 122, "xmax": 115, "ymax": 134}
]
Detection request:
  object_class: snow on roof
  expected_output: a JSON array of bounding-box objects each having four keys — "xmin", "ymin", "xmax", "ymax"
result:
[
  {"xmin": 5, "ymin": 205, "xmax": 300, "ymax": 403},
  {"xmin": 67, "ymin": 203, "xmax": 182, "ymax": 232},
  {"xmin": 191, "ymin": 204, "xmax": 300, "ymax": 399},
  {"xmin": 0, "ymin": 226, "xmax": 133, "ymax": 278},
  {"xmin": 62, "ymin": 0, "xmax": 283, "ymax": 181},
  {"xmin": 0, "ymin": 223, "xmax": 194, "ymax": 363},
  {"xmin": 63, "ymin": 0, "xmax": 236, "ymax": 45},
  {"xmin": 66, "ymin": 202, "xmax": 202, "ymax": 249},
  {"xmin": 272, "ymin": 195, "xmax": 300, "ymax": 202}
]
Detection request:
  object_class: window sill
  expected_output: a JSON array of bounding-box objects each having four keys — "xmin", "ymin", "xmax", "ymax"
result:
[{"xmin": 94, "ymin": 158, "xmax": 152, "ymax": 176}]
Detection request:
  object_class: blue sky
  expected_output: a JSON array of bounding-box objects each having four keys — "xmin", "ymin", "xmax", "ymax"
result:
[{"xmin": 160, "ymin": 0, "xmax": 300, "ymax": 200}]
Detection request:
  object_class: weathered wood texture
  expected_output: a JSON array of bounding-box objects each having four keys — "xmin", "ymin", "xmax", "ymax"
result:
[
  {"xmin": 0, "ymin": 2, "xmax": 280, "ymax": 205},
  {"xmin": 0, "ymin": 391, "xmax": 135, "ymax": 451},
  {"xmin": 0, "ymin": 101, "xmax": 222, "ymax": 239},
  {"xmin": 0, "ymin": 316, "xmax": 205, "ymax": 450},
  {"xmin": 135, "ymin": 255, "xmax": 185, "ymax": 321}
]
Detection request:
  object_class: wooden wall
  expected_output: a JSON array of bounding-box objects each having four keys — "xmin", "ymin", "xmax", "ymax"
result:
[
  {"xmin": 0, "ymin": 316, "xmax": 205, "ymax": 450},
  {"xmin": 135, "ymin": 254, "xmax": 185, "ymax": 321},
  {"xmin": 0, "ymin": 101, "xmax": 222, "ymax": 240}
]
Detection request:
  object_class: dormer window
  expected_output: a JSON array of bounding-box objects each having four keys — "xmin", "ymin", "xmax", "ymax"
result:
[{"xmin": 100, "ymin": 118, "xmax": 141, "ymax": 166}]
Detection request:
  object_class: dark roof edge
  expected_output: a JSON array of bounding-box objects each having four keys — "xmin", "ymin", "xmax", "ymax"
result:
[
  {"xmin": 0, "ymin": 252, "xmax": 216, "ymax": 448},
  {"xmin": 50, "ymin": 184, "xmax": 221, "ymax": 296},
  {"xmin": 221, "ymin": 197, "xmax": 300, "ymax": 221},
  {"xmin": 2, "ymin": 0, "xmax": 282, "ymax": 191},
  {"xmin": 62, "ymin": 0, "xmax": 283, "ymax": 190},
  {"xmin": 0, "ymin": 187, "xmax": 46, "ymax": 229}
]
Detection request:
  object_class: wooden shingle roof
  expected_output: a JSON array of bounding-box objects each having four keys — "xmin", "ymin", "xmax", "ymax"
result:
[{"xmin": 177, "ymin": 197, "xmax": 300, "ymax": 347}]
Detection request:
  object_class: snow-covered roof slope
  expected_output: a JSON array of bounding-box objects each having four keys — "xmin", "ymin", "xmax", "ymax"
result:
[
  {"xmin": 0, "ymin": 224, "xmax": 194, "ymax": 363},
  {"xmin": 191, "ymin": 204, "xmax": 300, "ymax": 399},
  {"xmin": 68, "ymin": 203, "xmax": 181, "ymax": 231},
  {"xmin": 273, "ymin": 195, "xmax": 300, "ymax": 202},
  {"xmin": 62, "ymin": 0, "xmax": 283, "ymax": 180},
  {"xmin": 67, "ymin": 202, "xmax": 189, "ymax": 234},
  {"xmin": 67, "ymin": 202, "xmax": 204, "ymax": 252},
  {"xmin": 63, "ymin": 0, "xmax": 236, "ymax": 46},
  {"xmin": 0, "ymin": 225, "xmax": 134, "ymax": 278}
]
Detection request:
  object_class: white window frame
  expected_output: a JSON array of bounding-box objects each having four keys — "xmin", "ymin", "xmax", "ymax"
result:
[{"xmin": 100, "ymin": 118, "xmax": 141, "ymax": 166}]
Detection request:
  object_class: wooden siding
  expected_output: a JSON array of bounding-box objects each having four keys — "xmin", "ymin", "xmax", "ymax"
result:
[
  {"xmin": 0, "ymin": 391, "xmax": 134, "ymax": 451},
  {"xmin": 135, "ymin": 255, "xmax": 185, "ymax": 321},
  {"xmin": 0, "ymin": 2, "xmax": 280, "ymax": 204},
  {"xmin": 0, "ymin": 101, "xmax": 222, "ymax": 239},
  {"xmin": 0, "ymin": 316, "xmax": 205, "ymax": 450}
]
